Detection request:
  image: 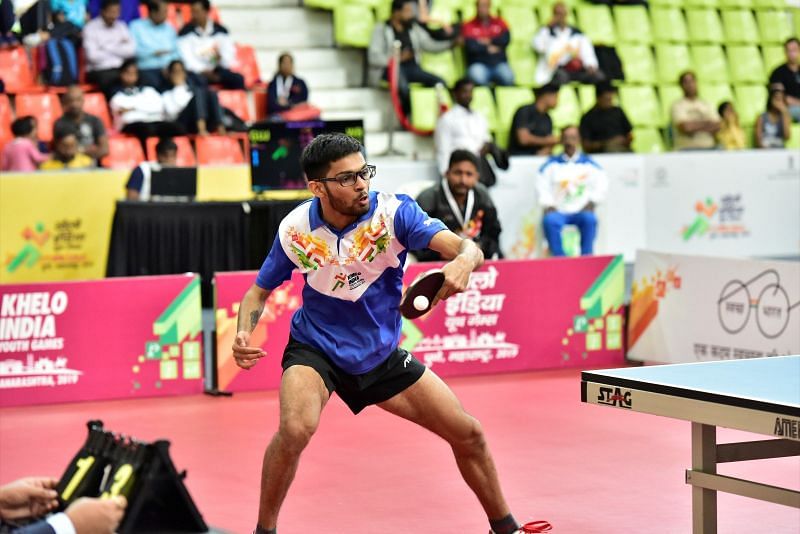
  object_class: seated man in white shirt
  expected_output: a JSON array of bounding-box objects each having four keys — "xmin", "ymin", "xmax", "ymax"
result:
[
  {"xmin": 536, "ymin": 125, "xmax": 608, "ymax": 256},
  {"xmin": 434, "ymin": 78, "xmax": 507, "ymax": 186},
  {"xmin": 178, "ymin": 0, "xmax": 244, "ymax": 89},
  {"xmin": 126, "ymin": 137, "xmax": 178, "ymax": 200}
]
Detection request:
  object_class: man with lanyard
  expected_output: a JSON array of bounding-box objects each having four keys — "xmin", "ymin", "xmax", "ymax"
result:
[
  {"xmin": 232, "ymin": 134, "xmax": 537, "ymax": 534},
  {"xmin": 414, "ymin": 149, "xmax": 502, "ymax": 262}
]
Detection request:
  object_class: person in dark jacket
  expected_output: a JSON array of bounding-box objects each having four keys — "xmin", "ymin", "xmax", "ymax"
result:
[
  {"xmin": 461, "ymin": 0, "xmax": 514, "ymax": 86},
  {"xmin": 266, "ymin": 52, "xmax": 309, "ymax": 114}
]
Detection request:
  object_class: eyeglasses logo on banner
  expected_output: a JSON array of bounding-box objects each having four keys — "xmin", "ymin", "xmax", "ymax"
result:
[{"xmin": 718, "ymin": 269, "xmax": 800, "ymax": 339}]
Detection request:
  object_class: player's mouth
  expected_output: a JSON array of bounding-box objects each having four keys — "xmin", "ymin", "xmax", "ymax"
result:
[{"xmin": 356, "ymin": 194, "xmax": 369, "ymax": 206}]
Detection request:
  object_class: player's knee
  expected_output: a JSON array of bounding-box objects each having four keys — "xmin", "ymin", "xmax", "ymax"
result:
[
  {"xmin": 451, "ymin": 414, "xmax": 486, "ymax": 453},
  {"xmin": 278, "ymin": 418, "xmax": 317, "ymax": 452}
]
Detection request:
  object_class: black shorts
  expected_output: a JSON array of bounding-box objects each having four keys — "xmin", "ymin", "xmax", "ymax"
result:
[{"xmin": 281, "ymin": 337, "xmax": 426, "ymax": 414}]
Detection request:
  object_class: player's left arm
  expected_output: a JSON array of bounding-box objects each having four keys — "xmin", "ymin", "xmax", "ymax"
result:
[{"xmin": 428, "ymin": 230, "xmax": 484, "ymax": 305}]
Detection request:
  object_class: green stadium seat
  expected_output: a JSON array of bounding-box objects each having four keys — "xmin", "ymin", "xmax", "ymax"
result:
[
  {"xmin": 471, "ymin": 85, "xmax": 498, "ymax": 133},
  {"xmin": 698, "ymin": 82, "xmax": 734, "ymax": 109},
  {"xmin": 421, "ymin": 50, "xmax": 460, "ymax": 87},
  {"xmin": 613, "ymin": 6, "xmax": 652, "ymax": 44},
  {"xmin": 506, "ymin": 43, "xmax": 536, "ymax": 87},
  {"xmin": 305, "ymin": 0, "xmax": 336, "ymax": 10},
  {"xmin": 691, "ymin": 45, "xmax": 729, "ymax": 83},
  {"xmin": 651, "ymin": 8, "xmax": 688, "ymax": 43},
  {"xmin": 426, "ymin": 3, "xmax": 458, "ymax": 28},
  {"xmin": 762, "ymin": 45, "xmax": 784, "ymax": 77},
  {"xmin": 787, "ymin": 124, "xmax": 800, "ymax": 149},
  {"xmin": 632, "ymin": 128, "xmax": 666, "ymax": 152},
  {"xmin": 721, "ymin": 10, "xmax": 760, "ymax": 45},
  {"xmin": 728, "ymin": 45, "xmax": 766, "ymax": 83},
  {"xmin": 410, "ymin": 86, "xmax": 440, "ymax": 131},
  {"xmin": 619, "ymin": 85, "xmax": 662, "ymax": 127},
  {"xmin": 618, "ymin": 44, "xmax": 657, "ymax": 84},
  {"xmin": 495, "ymin": 86, "xmax": 535, "ymax": 148},
  {"xmin": 577, "ymin": 84, "xmax": 595, "ymax": 113},
  {"xmin": 374, "ymin": 0, "xmax": 391, "ymax": 22},
  {"xmin": 752, "ymin": 0, "xmax": 787, "ymax": 8},
  {"xmin": 734, "ymin": 84, "xmax": 768, "ymax": 127},
  {"xmin": 685, "ymin": 0, "xmax": 718, "ymax": 8},
  {"xmin": 655, "ymin": 44, "xmax": 692, "ymax": 83},
  {"xmin": 686, "ymin": 9, "xmax": 724, "ymax": 44},
  {"xmin": 501, "ymin": 6, "xmax": 539, "ymax": 44},
  {"xmin": 551, "ymin": 85, "xmax": 581, "ymax": 129},
  {"xmin": 575, "ymin": 4, "xmax": 616, "ymax": 45},
  {"xmin": 756, "ymin": 10, "xmax": 792, "ymax": 44},
  {"xmin": 719, "ymin": 0, "xmax": 752, "ymax": 8},
  {"xmin": 658, "ymin": 84, "xmax": 684, "ymax": 125},
  {"xmin": 649, "ymin": 0, "xmax": 683, "ymax": 7},
  {"xmin": 333, "ymin": 4, "xmax": 375, "ymax": 48}
]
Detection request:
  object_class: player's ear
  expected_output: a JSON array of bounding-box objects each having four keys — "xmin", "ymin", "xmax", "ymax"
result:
[{"xmin": 307, "ymin": 179, "xmax": 325, "ymax": 199}]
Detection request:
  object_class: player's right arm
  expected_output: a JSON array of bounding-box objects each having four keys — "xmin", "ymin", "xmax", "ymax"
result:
[{"xmin": 232, "ymin": 285, "xmax": 272, "ymax": 370}]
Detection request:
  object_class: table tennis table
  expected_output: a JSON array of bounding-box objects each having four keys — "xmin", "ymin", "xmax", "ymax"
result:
[{"xmin": 581, "ymin": 355, "xmax": 800, "ymax": 534}]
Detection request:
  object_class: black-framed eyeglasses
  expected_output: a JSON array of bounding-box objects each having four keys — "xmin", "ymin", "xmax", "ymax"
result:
[{"xmin": 313, "ymin": 165, "xmax": 376, "ymax": 187}]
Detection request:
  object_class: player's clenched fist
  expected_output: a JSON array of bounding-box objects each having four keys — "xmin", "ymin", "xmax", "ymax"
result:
[{"xmin": 232, "ymin": 331, "xmax": 267, "ymax": 370}]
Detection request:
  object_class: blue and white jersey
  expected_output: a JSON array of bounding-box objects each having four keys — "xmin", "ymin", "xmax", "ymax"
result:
[
  {"xmin": 256, "ymin": 190, "xmax": 447, "ymax": 374},
  {"xmin": 535, "ymin": 152, "xmax": 608, "ymax": 214}
]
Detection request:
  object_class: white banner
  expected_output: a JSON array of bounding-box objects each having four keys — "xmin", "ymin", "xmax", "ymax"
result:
[{"xmin": 627, "ymin": 250, "xmax": 800, "ymax": 363}]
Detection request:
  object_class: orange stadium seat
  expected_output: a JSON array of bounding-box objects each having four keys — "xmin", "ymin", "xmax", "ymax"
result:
[
  {"xmin": 235, "ymin": 45, "xmax": 261, "ymax": 89},
  {"xmin": 0, "ymin": 94, "xmax": 12, "ymax": 148},
  {"xmin": 195, "ymin": 135, "xmax": 245, "ymax": 165},
  {"xmin": 15, "ymin": 93, "xmax": 62, "ymax": 142},
  {"xmin": 146, "ymin": 135, "xmax": 196, "ymax": 166},
  {"xmin": 82, "ymin": 92, "xmax": 113, "ymax": 130},
  {"xmin": 0, "ymin": 47, "xmax": 37, "ymax": 93},
  {"xmin": 102, "ymin": 136, "xmax": 145, "ymax": 169},
  {"xmin": 217, "ymin": 89, "xmax": 250, "ymax": 121}
]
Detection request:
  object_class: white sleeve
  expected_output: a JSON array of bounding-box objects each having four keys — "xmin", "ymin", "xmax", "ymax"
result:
[
  {"xmin": 434, "ymin": 114, "xmax": 453, "ymax": 176},
  {"xmin": 217, "ymin": 33, "xmax": 238, "ymax": 69},
  {"xmin": 532, "ymin": 26, "xmax": 550, "ymax": 54},
  {"xmin": 178, "ymin": 35, "xmax": 206, "ymax": 73},
  {"xmin": 46, "ymin": 513, "xmax": 77, "ymax": 534},
  {"xmin": 536, "ymin": 166, "xmax": 555, "ymax": 208},
  {"xmin": 140, "ymin": 87, "xmax": 166, "ymax": 116},
  {"xmin": 579, "ymin": 34, "xmax": 598, "ymax": 69}
]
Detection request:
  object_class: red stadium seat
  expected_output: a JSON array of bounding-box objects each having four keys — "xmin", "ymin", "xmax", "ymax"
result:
[
  {"xmin": 82, "ymin": 92, "xmax": 113, "ymax": 131},
  {"xmin": 195, "ymin": 135, "xmax": 244, "ymax": 165},
  {"xmin": 0, "ymin": 94, "xmax": 12, "ymax": 149},
  {"xmin": 0, "ymin": 46, "xmax": 37, "ymax": 93},
  {"xmin": 15, "ymin": 93, "xmax": 62, "ymax": 142},
  {"xmin": 176, "ymin": 4, "xmax": 221, "ymax": 24},
  {"xmin": 146, "ymin": 136, "xmax": 196, "ymax": 166},
  {"xmin": 235, "ymin": 45, "xmax": 261, "ymax": 89},
  {"xmin": 217, "ymin": 89, "xmax": 250, "ymax": 121},
  {"xmin": 101, "ymin": 136, "xmax": 145, "ymax": 169}
]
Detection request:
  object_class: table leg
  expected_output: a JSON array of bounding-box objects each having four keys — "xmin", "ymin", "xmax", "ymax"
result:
[{"xmin": 692, "ymin": 422, "xmax": 717, "ymax": 534}]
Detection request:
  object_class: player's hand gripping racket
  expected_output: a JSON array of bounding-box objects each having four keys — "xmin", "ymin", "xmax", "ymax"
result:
[{"xmin": 399, "ymin": 269, "xmax": 445, "ymax": 319}]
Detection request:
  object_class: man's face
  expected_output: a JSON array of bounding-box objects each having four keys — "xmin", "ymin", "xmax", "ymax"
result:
[
  {"xmin": 120, "ymin": 65, "xmax": 138, "ymax": 86},
  {"xmin": 454, "ymin": 83, "xmax": 474, "ymax": 108},
  {"xmin": 158, "ymin": 149, "xmax": 178, "ymax": 166},
  {"xmin": 55, "ymin": 135, "xmax": 78, "ymax": 162},
  {"xmin": 400, "ymin": 3, "xmax": 415, "ymax": 26},
  {"xmin": 191, "ymin": 2, "xmax": 208, "ymax": 27},
  {"xmin": 62, "ymin": 88, "xmax": 84, "ymax": 117},
  {"xmin": 445, "ymin": 160, "xmax": 479, "ymax": 198},
  {"xmin": 680, "ymin": 73, "xmax": 697, "ymax": 97},
  {"xmin": 101, "ymin": 4, "xmax": 120, "ymax": 25},
  {"xmin": 561, "ymin": 126, "xmax": 580, "ymax": 151},
  {"xmin": 150, "ymin": 1, "xmax": 168, "ymax": 24},
  {"xmin": 541, "ymin": 91, "xmax": 558, "ymax": 110},
  {"xmin": 597, "ymin": 90, "xmax": 615, "ymax": 109},
  {"xmin": 313, "ymin": 152, "xmax": 371, "ymax": 218},
  {"xmin": 477, "ymin": 0, "xmax": 490, "ymax": 20},
  {"xmin": 786, "ymin": 40, "xmax": 799, "ymax": 65},
  {"xmin": 279, "ymin": 56, "xmax": 294, "ymax": 77},
  {"xmin": 552, "ymin": 3, "xmax": 567, "ymax": 25}
]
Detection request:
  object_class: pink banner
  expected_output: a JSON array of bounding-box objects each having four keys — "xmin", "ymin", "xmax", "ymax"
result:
[
  {"xmin": 0, "ymin": 274, "xmax": 204, "ymax": 407},
  {"xmin": 215, "ymin": 256, "xmax": 626, "ymax": 392}
]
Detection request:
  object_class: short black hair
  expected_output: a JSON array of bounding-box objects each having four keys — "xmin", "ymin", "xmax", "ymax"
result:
[
  {"xmin": 167, "ymin": 59, "xmax": 184, "ymax": 73},
  {"xmin": 146, "ymin": 0, "xmax": 164, "ymax": 12},
  {"xmin": 52, "ymin": 122, "xmax": 78, "ymax": 143},
  {"xmin": 278, "ymin": 52, "xmax": 293, "ymax": 66},
  {"xmin": 535, "ymin": 83, "xmax": 559, "ymax": 97},
  {"xmin": 447, "ymin": 149, "xmax": 479, "ymax": 171},
  {"xmin": 100, "ymin": 0, "xmax": 120, "ymax": 10},
  {"xmin": 191, "ymin": 0, "xmax": 211, "ymax": 12},
  {"xmin": 155, "ymin": 137, "xmax": 178, "ymax": 157},
  {"xmin": 679, "ymin": 70, "xmax": 695, "ymax": 84},
  {"xmin": 120, "ymin": 58, "xmax": 138, "ymax": 72},
  {"xmin": 391, "ymin": 0, "xmax": 410, "ymax": 13},
  {"xmin": 718, "ymin": 100, "xmax": 732, "ymax": 117},
  {"xmin": 786, "ymin": 37, "xmax": 799, "ymax": 47},
  {"xmin": 300, "ymin": 133, "xmax": 363, "ymax": 181},
  {"xmin": 452, "ymin": 77, "xmax": 474, "ymax": 93},
  {"xmin": 594, "ymin": 81, "xmax": 616, "ymax": 98},
  {"xmin": 11, "ymin": 116, "xmax": 36, "ymax": 137}
]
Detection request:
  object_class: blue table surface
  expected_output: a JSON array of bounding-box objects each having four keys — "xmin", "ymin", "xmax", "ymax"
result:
[{"xmin": 585, "ymin": 356, "xmax": 800, "ymax": 408}]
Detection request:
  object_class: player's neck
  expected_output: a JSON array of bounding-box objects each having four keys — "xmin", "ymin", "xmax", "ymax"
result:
[{"xmin": 320, "ymin": 203, "xmax": 357, "ymax": 231}]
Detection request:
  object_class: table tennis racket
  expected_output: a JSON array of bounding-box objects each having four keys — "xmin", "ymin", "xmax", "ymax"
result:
[{"xmin": 399, "ymin": 269, "xmax": 445, "ymax": 319}]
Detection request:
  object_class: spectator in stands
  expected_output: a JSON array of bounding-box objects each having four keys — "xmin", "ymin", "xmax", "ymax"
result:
[
  {"xmin": 0, "ymin": 476, "xmax": 126, "ymax": 533},
  {"xmin": 671, "ymin": 71, "xmax": 720, "ymax": 150},
  {"xmin": 54, "ymin": 85, "xmax": 109, "ymax": 163},
  {"xmin": 109, "ymin": 58, "xmax": 181, "ymax": 148},
  {"xmin": 716, "ymin": 101, "xmax": 746, "ymax": 150},
  {"xmin": 88, "ymin": 0, "xmax": 139, "ymax": 23},
  {"xmin": 769, "ymin": 38, "xmax": 800, "ymax": 123},
  {"xmin": 83, "ymin": 0, "xmax": 136, "ymax": 92},
  {"xmin": 508, "ymin": 83, "xmax": 559, "ymax": 156},
  {"xmin": 532, "ymin": 1, "xmax": 603, "ymax": 86},
  {"xmin": 126, "ymin": 136, "xmax": 177, "ymax": 200},
  {"xmin": 462, "ymin": 0, "xmax": 514, "ymax": 87},
  {"xmin": 755, "ymin": 86, "xmax": 791, "ymax": 149},
  {"xmin": 50, "ymin": 0, "xmax": 88, "ymax": 29},
  {"xmin": 536, "ymin": 125, "xmax": 607, "ymax": 256},
  {"xmin": 40, "ymin": 123, "xmax": 95, "ymax": 169},
  {"xmin": 162, "ymin": 59, "xmax": 224, "ymax": 135},
  {"xmin": 579, "ymin": 82, "xmax": 632, "ymax": 153},
  {"xmin": 130, "ymin": 0, "xmax": 180, "ymax": 91},
  {"xmin": 414, "ymin": 149, "xmax": 502, "ymax": 261},
  {"xmin": 434, "ymin": 77, "xmax": 507, "ymax": 186},
  {"xmin": 178, "ymin": 0, "xmax": 244, "ymax": 89},
  {"xmin": 1, "ymin": 117, "xmax": 48, "ymax": 172},
  {"xmin": 267, "ymin": 52, "xmax": 309, "ymax": 114},
  {"xmin": 368, "ymin": 0, "xmax": 454, "ymax": 114}
]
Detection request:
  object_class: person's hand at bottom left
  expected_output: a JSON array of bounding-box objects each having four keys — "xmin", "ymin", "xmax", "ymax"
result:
[
  {"xmin": 66, "ymin": 496, "xmax": 127, "ymax": 534},
  {"xmin": 0, "ymin": 477, "xmax": 59, "ymax": 521}
]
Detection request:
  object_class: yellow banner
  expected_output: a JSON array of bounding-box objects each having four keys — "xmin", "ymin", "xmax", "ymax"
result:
[{"xmin": 0, "ymin": 170, "xmax": 127, "ymax": 283}]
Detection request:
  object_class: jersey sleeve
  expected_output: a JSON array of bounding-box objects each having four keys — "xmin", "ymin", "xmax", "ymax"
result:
[
  {"xmin": 394, "ymin": 194, "xmax": 448, "ymax": 250},
  {"xmin": 125, "ymin": 167, "xmax": 144, "ymax": 191},
  {"xmin": 255, "ymin": 230, "xmax": 297, "ymax": 290}
]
